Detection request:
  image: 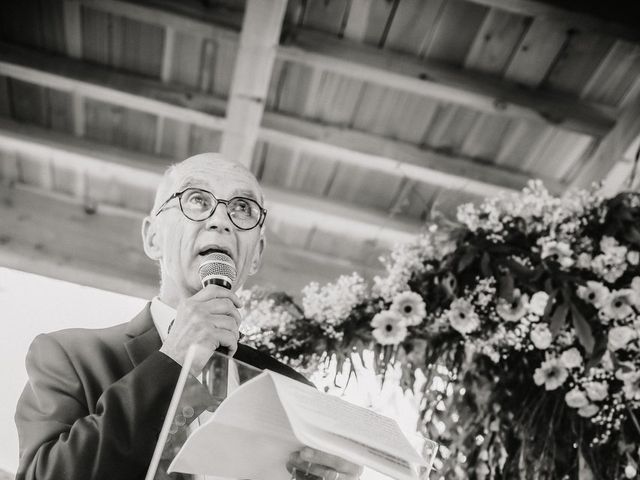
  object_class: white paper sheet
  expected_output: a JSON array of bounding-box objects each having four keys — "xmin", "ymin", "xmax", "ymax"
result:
[{"xmin": 168, "ymin": 371, "xmax": 428, "ymax": 480}]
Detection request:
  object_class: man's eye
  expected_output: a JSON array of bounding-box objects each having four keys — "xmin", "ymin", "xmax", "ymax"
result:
[
  {"xmin": 187, "ymin": 193, "xmax": 209, "ymax": 207},
  {"xmin": 231, "ymin": 200, "xmax": 250, "ymax": 212}
]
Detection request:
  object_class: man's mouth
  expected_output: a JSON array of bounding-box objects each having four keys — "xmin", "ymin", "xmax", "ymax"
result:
[{"xmin": 198, "ymin": 247, "xmax": 234, "ymax": 261}]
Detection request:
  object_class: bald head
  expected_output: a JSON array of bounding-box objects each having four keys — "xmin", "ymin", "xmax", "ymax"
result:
[{"xmin": 152, "ymin": 153, "xmax": 264, "ymax": 215}]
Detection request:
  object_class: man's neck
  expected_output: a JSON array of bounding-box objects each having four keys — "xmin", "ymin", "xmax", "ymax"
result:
[{"xmin": 158, "ymin": 282, "xmax": 188, "ymax": 310}]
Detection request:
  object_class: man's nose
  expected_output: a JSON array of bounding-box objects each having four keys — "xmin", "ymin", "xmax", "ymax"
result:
[{"xmin": 204, "ymin": 202, "xmax": 233, "ymax": 232}]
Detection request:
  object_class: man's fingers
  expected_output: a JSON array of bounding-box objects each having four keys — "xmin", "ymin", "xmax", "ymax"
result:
[
  {"xmin": 286, "ymin": 459, "xmax": 357, "ymax": 480},
  {"xmin": 203, "ymin": 302, "xmax": 243, "ymax": 327},
  {"xmin": 193, "ymin": 284, "xmax": 243, "ymax": 308},
  {"xmin": 288, "ymin": 450, "xmax": 362, "ymax": 479},
  {"xmin": 298, "ymin": 448, "xmax": 363, "ymax": 476}
]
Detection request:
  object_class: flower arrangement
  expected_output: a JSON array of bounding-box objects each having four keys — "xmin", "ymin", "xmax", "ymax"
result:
[{"xmin": 243, "ymin": 181, "xmax": 640, "ymax": 479}]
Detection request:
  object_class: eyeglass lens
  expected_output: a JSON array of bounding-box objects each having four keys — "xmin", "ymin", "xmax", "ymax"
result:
[{"xmin": 180, "ymin": 188, "xmax": 262, "ymax": 229}]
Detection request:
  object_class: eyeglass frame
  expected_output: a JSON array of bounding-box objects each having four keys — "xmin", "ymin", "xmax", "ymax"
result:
[{"xmin": 154, "ymin": 187, "xmax": 267, "ymax": 231}]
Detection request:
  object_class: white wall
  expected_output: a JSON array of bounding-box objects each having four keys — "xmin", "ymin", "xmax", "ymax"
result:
[{"xmin": 0, "ymin": 268, "xmax": 146, "ymax": 473}]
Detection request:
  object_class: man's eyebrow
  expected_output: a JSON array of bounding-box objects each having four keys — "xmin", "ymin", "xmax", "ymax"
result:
[
  {"xmin": 233, "ymin": 189, "xmax": 259, "ymax": 200},
  {"xmin": 177, "ymin": 180, "xmax": 263, "ymax": 203}
]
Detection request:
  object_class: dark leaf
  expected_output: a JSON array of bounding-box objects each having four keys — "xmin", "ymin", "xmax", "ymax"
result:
[
  {"xmin": 480, "ymin": 252, "xmax": 492, "ymax": 277},
  {"xmin": 498, "ymin": 270, "xmax": 514, "ymax": 300},
  {"xmin": 549, "ymin": 302, "xmax": 569, "ymax": 336},
  {"xmin": 585, "ymin": 335, "xmax": 608, "ymax": 371},
  {"xmin": 457, "ymin": 247, "xmax": 477, "ymax": 273},
  {"xmin": 543, "ymin": 289, "xmax": 558, "ymax": 322},
  {"xmin": 624, "ymin": 226, "xmax": 640, "ymax": 247},
  {"xmin": 571, "ymin": 305, "xmax": 595, "ymax": 355}
]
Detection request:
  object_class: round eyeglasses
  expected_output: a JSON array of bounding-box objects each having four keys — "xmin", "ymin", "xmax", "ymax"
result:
[{"xmin": 155, "ymin": 187, "xmax": 267, "ymax": 230}]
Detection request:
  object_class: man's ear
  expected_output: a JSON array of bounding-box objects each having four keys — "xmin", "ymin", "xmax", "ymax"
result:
[
  {"xmin": 141, "ymin": 216, "xmax": 162, "ymax": 261},
  {"xmin": 249, "ymin": 235, "xmax": 265, "ymax": 276}
]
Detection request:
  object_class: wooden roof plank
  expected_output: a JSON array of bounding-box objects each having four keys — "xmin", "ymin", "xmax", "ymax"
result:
[
  {"xmin": 221, "ymin": 0, "xmax": 286, "ymax": 168},
  {"xmin": 0, "ymin": 43, "xmax": 553, "ymax": 196},
  {"xmin": 581, "ymin": 41, "xmax": 640, "ymax": 107},
  {"xmin": 543, "ymin": 31, "xmax": 615, "ymax": 96},
  {"xmin": 0, "ymin": 118, "xmax": 421, "ymax": 244},
  {"xmin": 384, "ymin": 0, "xmax": 446, "ymax": 55},
  {"xmin": 571, "ymin": 94, "xmax": 640, "ymax": 193},
  {"xmin": 53, "ymin": 0, "xmax": 616, "ymax": 137},
  {"xmin": 464, "ymin": 8, "xmax": 531, "ymax": 74},
  {"xmin": 282, "ymin": 29, "xmax": 615, "ymax": 137},
  {"xmin": 503, "ymin": 17, "xmax": 568, "ymax": 87},
  {"xmin": 421, "ymin": 0, "xmax": 488, "ymax": 62},
  {"xmin": 461, "ymin": 0, "xmax": 640, "ymax": 44}
]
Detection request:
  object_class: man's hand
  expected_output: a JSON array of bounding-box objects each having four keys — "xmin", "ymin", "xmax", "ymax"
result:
[
  {"xmin": 159, "ymin": 285, "xmax": 243, "ymax": 375},
  {"xmin": 287, "ymin": 447, "xmax": 363, "ymax": 480}
]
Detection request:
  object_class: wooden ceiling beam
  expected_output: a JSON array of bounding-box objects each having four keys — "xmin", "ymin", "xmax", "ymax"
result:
[
  {"xmin": 221, "ymin": 0, "xmax": 286, "ymax": 168},
  {"xmin": 570, "ymin": 93, "xmax": 640, "ymax": 195},
  {"xmin": 0, "ymin": 183, "xmax": 379, "ymax": 299},
  {"xmin": 260, "ymin": 114, "xmax": 563, "ymax": 195},
  {"xmin": 0, "ymin": 118, "xmax": 420, "ymax": 246},
  {"xmin": 279, "ymin": 29, "xmax": 614, "ymax": 138},
  {"xmin": 0, "ymin": 60, "xmax": 227, "ymax": 132},
  {"xmin": 462, "ymin": 0, "xmax": 640, "ymax": 44},
  {"xmin": 0, "ymin": 43, "xmax": 535, "ymax": 196},
  {"xmin": 75, "ymin": 0, "xmax": 615, "ymax": 137}
]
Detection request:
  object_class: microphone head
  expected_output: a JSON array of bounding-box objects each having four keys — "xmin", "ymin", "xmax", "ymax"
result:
[{"xmin": 198, "ymin": 253, "xmax": 237, "ymax": 290}]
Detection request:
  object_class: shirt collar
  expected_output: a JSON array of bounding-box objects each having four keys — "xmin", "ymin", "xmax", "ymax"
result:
[{"xmin": 150, "ymin": 296, "xmax": 176, "ymax": 343}]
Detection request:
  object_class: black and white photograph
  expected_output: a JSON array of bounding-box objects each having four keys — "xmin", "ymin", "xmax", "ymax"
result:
[{"xmin": 1, "ymin": 1, "xmax": 640, "ymax": 479}]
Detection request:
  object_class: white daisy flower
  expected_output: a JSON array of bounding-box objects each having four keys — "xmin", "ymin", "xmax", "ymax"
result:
[
  {"xmin": 530, "ymin": 323, "xmax": 552, "ymax": 350},
  {"xmin": 584, "ymin": 381, "xmax": 608, "ymax": 402},
  {"xmin": 577, "ymin": 404, "xmax": 599, "ymax": 418},
  {"xmin": 622, "ymin": 371, "xmax": 640, "ymax": 401},
  {"xmin": 565, "ymin": 388, "xmax": 589, "ymax": 408},
  {"xmin": 528, "ymin": 291, "xmax": 549, "ymax": 316},
  {"xmin": 540, "ymin": 240, "xmax": 574, "ymax": 268},
  {"xmin": 603, "ymin": 289, "xmax": 636, "ymax": 320},
  {"xmin": 560, "ymin": 348, "xmax": 583, "ymax": 369},
  {"xmin": 533, "ymin": 357, "xmax": 568, "ymax": 391},
  {"xmin": 576, "ymin": 252, "xmax": 593, "ymax": 269},
  {"xmin": 390, "ymin": 291, "xmax": 426, "ymax": 326},
  {"xmin": 447, "ymin": 298, "xmax": 480, "ymax": 334},
  {"xmin": 497, "ymin": 289, "xmax": 529, "ymax": 322},
  {"xmin": 631, "ymin": 277, "xmax": 640, "ymax": 306},
  {"xmin": 627, "ymin": 251, "xmax": 640, "ymax": 266},
  {"xmin": 608, "ymin": 325, "xmax": 637, "ymax": 351},
  {"xmin": 370, "ymin": 310, "xmax": 407, "ymax": 346},
  {"xmin": 576, "ymin": 281, "xmax": 609, "ymax": 308}
]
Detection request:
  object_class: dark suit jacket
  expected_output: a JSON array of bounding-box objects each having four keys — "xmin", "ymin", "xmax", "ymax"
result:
[{"xmin": 15, "ymin": 303, "xmax": 310, "ymax": 480}]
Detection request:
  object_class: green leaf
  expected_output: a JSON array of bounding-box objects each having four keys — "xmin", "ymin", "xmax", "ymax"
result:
[
  {"xmin": 571, "ymin": 305, "xmax": 595, "ymax": 355},
  {"xmin": 549, "ymin": 302, "xmax": 568, "ymax": 336}
]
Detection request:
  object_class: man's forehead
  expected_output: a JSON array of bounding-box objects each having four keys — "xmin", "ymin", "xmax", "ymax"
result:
[{"xmin": 164, "ymin": 156, "xmax": 263, "ymax": 201}]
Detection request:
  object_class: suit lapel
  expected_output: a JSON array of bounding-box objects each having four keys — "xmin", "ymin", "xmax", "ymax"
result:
[{"xmin": 124, "ymin": 303, "xmax": 162, "ymax": 367}]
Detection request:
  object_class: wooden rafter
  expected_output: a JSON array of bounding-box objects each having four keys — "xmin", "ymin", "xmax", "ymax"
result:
[
  {"xmin": 221, "ymin": 0, "xmax": 286, "ymax": 167},
  {"xmin": 0, "ymin": 43, "xmax": 539, "ymax": 197},
  {"xmin": 280, "ymin": 29, "xmax": 614, "ymax": 138},
  {"xmin": 462, "ymin": 0, "xmax": 640, "ymax": 44},
  {"xmin": 570, "ymin": 93, "xmax": 640, "ymax": 194},
  {"xmin": 0, "ymin": 118, "xmax": 420, "ymax": 246},
  {"xmin": 73, "ymin": 0, "xmax": 615, "ymax": 138}
]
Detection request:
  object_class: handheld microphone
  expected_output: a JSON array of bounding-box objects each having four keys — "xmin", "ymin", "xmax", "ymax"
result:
[
  {"xmin": 198, "ymin": 253, "xmax": 237, "ymax": 398},
  {"xmin": 198, "ymin": 252, "xmax": 237, "ymax": 290}
]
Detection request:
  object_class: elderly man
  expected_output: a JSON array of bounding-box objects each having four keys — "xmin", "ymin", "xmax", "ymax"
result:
[{"xmin": 15, "ymin": 153, "xmax": 363, "ymax": 480}]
